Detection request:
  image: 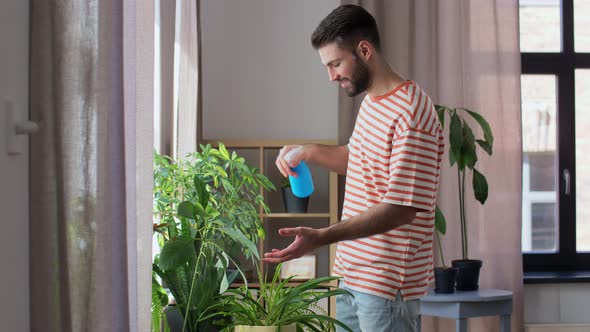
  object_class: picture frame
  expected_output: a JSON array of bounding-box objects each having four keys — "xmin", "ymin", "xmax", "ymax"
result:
[{"xmin": 280, "ymin": 254, "xmax": 317, "ymax": 280}]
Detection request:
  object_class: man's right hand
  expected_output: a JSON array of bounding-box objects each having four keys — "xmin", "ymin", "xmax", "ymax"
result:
[{"xmin": 276, "ymin": 145, "xmax": 309, "ymax": 178}]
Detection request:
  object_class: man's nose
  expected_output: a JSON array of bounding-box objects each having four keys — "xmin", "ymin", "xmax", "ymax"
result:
[{"xmin": 328, "ymin": 68, "xmax": 339, "ymax": 81}]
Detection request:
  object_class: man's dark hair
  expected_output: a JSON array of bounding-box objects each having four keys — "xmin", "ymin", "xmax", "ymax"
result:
[{"xmin": 311, "ymin": 5, "xmax": 381, "ymax": 52}]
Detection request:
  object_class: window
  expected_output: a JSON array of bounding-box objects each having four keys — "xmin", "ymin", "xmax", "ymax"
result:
[{"xmin": 520, "ymin": 0, "xmax": 590, "ymax": 271}]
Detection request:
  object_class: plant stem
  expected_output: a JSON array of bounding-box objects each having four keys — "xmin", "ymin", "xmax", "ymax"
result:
[
  {"xmin": 462, "ymin": 170, "xmax": 468, "ymax": 259},
  {"xmin": 435, "ymin": 230, "xmax": 446, "ymax": 268},
  {"xmin": 182, "ymin": 237, "xmax": 205, "ymax": 332},
  {"xmin": 457, "ymin": 168, "xmax": 467, "ymax": 260}
]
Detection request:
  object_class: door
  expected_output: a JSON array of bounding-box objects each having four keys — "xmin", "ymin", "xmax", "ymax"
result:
[{"xmin": 0, "ymin": 0, "xmax": 31, "ymax": 330}]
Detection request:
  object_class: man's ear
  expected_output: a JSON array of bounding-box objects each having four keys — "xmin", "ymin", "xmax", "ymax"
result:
[{"xmin": 356, "ymin": 40, "xmax": 373, "ymax": 60}]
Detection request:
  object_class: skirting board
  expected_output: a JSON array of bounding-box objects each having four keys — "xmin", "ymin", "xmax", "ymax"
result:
[{"xmin": 525, "ymin": 324, "xmax": 590, "ymax": 332}]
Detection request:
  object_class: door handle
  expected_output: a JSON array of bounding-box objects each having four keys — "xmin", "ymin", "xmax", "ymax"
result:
[
  {"xmin": 4, "ymin": 98, "xmax": 39, "ymax": 156},
  {"xmin": 563, "ymin": 168, "xmax": 571, "ymax": 196}
]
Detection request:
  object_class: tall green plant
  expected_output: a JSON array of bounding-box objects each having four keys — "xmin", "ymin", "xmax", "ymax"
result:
[
  {"xmin": 435, "ymin": 105, "xmax": 494, "ymax": 260},
  {"xmin": 434, "ymin": 205, "xmax": 448, "ymax": 267},
  {"xmin": 152, "ymin": 143, "xmax": 275, "ymax": 332},
  {"xmin": 202, "ymin": 265, "xmax": 353, "ymax": 332}
]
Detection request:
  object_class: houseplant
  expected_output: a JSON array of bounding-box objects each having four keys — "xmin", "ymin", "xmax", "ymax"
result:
[
  {"xmin": 152, "ymin": 143, "xmax": 275, "ymax": 332},
  {"xmin": 433, "ymin": 205, "xmax": 457, "ymax": 293},
  {"xmin": 435, "ymin": 105, "xmax": 494, "ymax": 291},
  {"xmin": 202, "ymin": 264, "xmax": 353, "ymax": 332},
  {"xmin": 280, "ymin": 177, "xmax": 309, "ymax": 213}
]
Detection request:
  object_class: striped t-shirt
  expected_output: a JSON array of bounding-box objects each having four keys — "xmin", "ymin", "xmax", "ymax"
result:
[{"xmin": 333, "ymin": 80, "xmax": 444, "ymax": 301}]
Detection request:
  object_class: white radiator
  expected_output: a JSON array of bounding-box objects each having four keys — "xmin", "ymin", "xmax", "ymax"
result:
[{"xmin": 525, "ymin": 324, "xmax": 590, "ymax": 332}]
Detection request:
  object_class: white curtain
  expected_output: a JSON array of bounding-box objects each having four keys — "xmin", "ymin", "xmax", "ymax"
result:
[
  {"xmin": 173, "ymin": 0, "xmax": 202, "ymax": 158},
  {"xmin": 28, "ymin": 1, "xmax": 154, "ymax": 331},
  {"xmin": 341, "ymin": 1, "xmax": 523, "ymax": 330}
]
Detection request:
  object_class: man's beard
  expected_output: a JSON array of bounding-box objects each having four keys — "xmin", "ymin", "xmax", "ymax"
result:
[{"xmin": 342, "ymin": 55, "xmax": 371, "ymax": 97}]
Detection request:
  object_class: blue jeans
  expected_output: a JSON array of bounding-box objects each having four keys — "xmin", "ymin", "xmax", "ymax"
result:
[{"xmin": 336, "ymin": 281, "xmax": 420, "ymax": 332}]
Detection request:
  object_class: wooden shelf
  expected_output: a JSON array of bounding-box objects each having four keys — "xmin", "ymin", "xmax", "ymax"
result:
[
  {"xmin": 231, "ymin": 281, "xmax": 336, "ymax": 288},
  {"xmin": 263, "ymin": 213, "xmax": 330, "ymax": 218},
  {"xmin": 203, "ymin": 139, "xmax": 337, "ymax": 148},
  {"xmin": 207, "ymin": 139, "xmax": 339, "ymax": 317}
]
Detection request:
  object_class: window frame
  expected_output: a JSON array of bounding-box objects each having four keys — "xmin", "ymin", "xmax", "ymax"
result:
[{"xmin": 522, "ymin": 0, "xmax": 590, "ymax": 271}]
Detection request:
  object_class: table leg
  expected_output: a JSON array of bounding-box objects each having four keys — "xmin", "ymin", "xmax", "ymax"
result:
[
  {"xmin": 456, "ymin": 318, "xmax": 467, "ymax": 332},
  {"xmin": 417, "ymin": 315, "xmax": 421, "ymax": 332},
  {"xmin": 500, "ymin": 315, "xmax": 511, "ymax": 332}
]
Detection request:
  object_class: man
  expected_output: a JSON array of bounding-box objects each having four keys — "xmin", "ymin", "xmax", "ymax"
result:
[{"xmin": 263, "ymin": 5, "xmax": 444, "ymax": 332}]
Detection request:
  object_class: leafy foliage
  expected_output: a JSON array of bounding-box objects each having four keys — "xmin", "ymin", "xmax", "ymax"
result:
[
  {"xmin": 202, "ymin": 265, "xmax": 353, "ymax": 332},
  {"xmin": 152, "ymin": 143, "xmax": 275, "ymax": 332},
  {"xmin": 435, "ymin": 105, "xmax": 494, "ymax": 260}
]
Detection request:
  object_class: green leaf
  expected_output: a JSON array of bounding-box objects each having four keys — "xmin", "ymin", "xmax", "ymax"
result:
[
  {"xmin": 218, "ymin": 226, "xmax": 260, "ymax": 260},
  {"xmin": 435, "ymin": 205, "xmax": 446, "ymax": 235},
  {"xmin": 256, "ymin": 173, "xmax": 276, "ymax": 191},
  {"xmin": 177, "ymin": 201, "xmax": 196, "ymax": 219},
  {"xmin": 476, "ymin": 139, "xmax": 492, "ymax": 155},
  {"xmin": 158, "ymin": 235, "xmax": 194, "ymax": 270},
  {"xmin": 193, "ymin": 175, "xmax": 209, "ymax": 208},
  {"xmin": 449, "ymin": 147, "xmax": 456, "ymax": 166},
  {"xmin": 472, "ymin": 168, "xmax": 489, "ymax": 204},
  {"xmin": 461, "ymin": 123, "xmax": 477, "ymax": 169},
  {"xmin": 219, "ymin": 269, "xmax": 239, "ymax": 294},
  {"xmin": 193, "ymin": 201, "xmax": 209, "ymax": 218},
  {"xmin": 435, "ymin": 105, "xmax": 446, "ymax": 128},
  {"xmin": 449, "ymin": 112, "xmax": 463, "ymax": 169},
  {"xmin": 464, "ymin": 108, "xmax": 494, "ymax": 154},
  {"xmin": 218, "ymin": 142, "xmax": 230, "ymax": 159}
]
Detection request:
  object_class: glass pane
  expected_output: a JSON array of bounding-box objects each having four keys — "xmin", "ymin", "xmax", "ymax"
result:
[
  {"xmin": 519, "ymin": 0, "xmax": 562, "ymax": 52},
  {"xmin": 521, "ymin": 75, "xmax": 558, "ymax": 253},
  {"xmin": 529, "ymin": 152, "xmax": 556, "ymax": 191},
  {"xmin": 574, "ymin": 0, "xmax": 590, "ymax": 52},
  {"xmin": 576, "ymin": 69, "xmax": 590, "ymax": 252},
  {"xmin": 532, "ymin": 203, "xmax": 558, "ymax": 251}
]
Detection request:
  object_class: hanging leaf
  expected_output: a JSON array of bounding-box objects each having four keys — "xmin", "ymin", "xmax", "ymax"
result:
[
  {"xmin": 177, "ymin": 201, "xmax": 196, "ymax": 219},
  {"xmin": 472, "ymin": 168, "xmax": 489, "ymax": 204},
  {"xmin": 435, "ymin": 205, "xmax": 447, "ymax": 235},
  {"xmin": 158, "ymin": 235, "xmax": 194, "ymax": 270},
  {"xmin": 218, "ymin": 226, "xmax": 260, "ymax": 260},
  {"xmin": 193, "ymin": 175, "xmax": 209, "ymax": 208},
  {"xmin": 449, "ymin": 112, "xmax": 463, "ymax": 169},
  {"xmin": 435, "ymin": 105, "xmax": 446, "ymax": 128},
  {"xmin": 464, "ymin": 108, "xmax": 494, "ymax": 155},
  {"xmin": 476, "ymin": 139, "xmax": 493, "ymax": 155},
  {"xmin": 461, "ymin": 123, "xmax": 477, "ymax": 169}
]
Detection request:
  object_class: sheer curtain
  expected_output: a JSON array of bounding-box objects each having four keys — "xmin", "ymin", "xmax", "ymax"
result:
[
  {"xmin": 155, "ymin": 0, "xmax": 201, "ymax": 158},
  {"xmin": 173, "ymin": 0, "xmax": 202, "ymax": 158},
  {"xmin": 28, "ymin": 1, "xmax": 154, "ymax": 331},
  {"xmin": 341, "ymin": 1, "xmax": 523, "ymax": 330}
]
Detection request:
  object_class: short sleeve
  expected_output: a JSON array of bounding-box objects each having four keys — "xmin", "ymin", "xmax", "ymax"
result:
[{"xmin": 381, "ymin": 128, "xmax": 440, "ymax": 211}]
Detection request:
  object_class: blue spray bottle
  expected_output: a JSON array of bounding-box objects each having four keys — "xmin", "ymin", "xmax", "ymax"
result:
[{"xmin": 285, "ymin": 147, "xmax": 314, "ymax": 198}]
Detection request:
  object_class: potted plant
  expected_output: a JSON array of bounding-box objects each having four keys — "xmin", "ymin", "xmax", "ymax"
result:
[
  {"xmin": 435, "ymin": 105, "xmax": 494, "ymax": 291},
  {"xmin": 152, "ymin": 143, "xmax": 275, "ymax": 332},
  {"xmin": 202, "ymin": 264, "xmax": 353, "ymax": 332},
  {"xmin": 433, "ymin": 206, "xmax": 457, "ymax": 294},
  {"xmin": 280, "ymin": 177, "xmax": 309, "ymax": 213}
]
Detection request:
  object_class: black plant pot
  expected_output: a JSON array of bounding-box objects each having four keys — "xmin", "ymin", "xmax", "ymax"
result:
[
  {"xmin": 282, "ymin": 187, "xmax": 309, "ymax": 213},
  {"xmin": 452, "ymin": 259, "xmax": 483, "ymax": 291},
  {"xmin": 434, "ymin": 267, "xmax": 457, "ymax": 294}
]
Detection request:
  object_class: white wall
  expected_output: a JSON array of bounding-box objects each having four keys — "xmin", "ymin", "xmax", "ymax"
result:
[
  {"xmin": 0, "ymin": 0, "xmax": 30, "ymax": 331},
  {"xmin": 201, "ymin": 0, "xmax": 340, "ymax": 140},
  {"xmin": 525, "ymin": 284, "xmax": 590, "ymax": 325},
  {"xmin": 200, "ymin": 1, "xmax": 590, "ymax": 328}
]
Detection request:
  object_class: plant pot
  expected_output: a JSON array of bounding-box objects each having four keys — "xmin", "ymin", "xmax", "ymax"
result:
[
  {"xmin": 281, "ymin": 187, "xmax": 309, "ymax": 213},
  {"xmin": 452, "ymin": 259, "xmax": 482, "ymax": 291},
  {"xmin": 235, "ymin": 325, "xmax": 296, "ymax": 332},
  {"xmin": 434, "ymin": 267, "xmax": 457, "ymax": 294}
]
